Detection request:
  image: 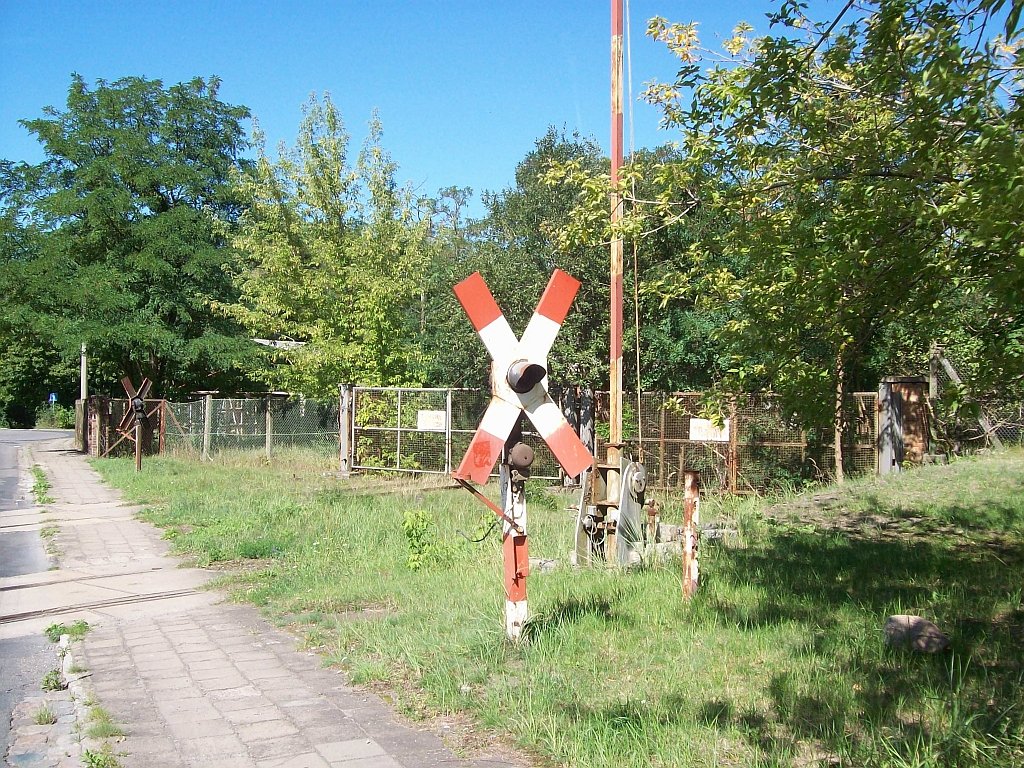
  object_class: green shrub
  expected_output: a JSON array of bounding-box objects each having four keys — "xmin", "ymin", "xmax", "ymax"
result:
[
  {"xmin": 41, "ymin": 668, "xmax": 63, "ymax": 691},
  {"xmin": 401, "ymin": 509, "xmax": 457, "ymax": 570},
  {"xmin": 34, "ymin": 404, "xmax": 75, "ymax": 429}
]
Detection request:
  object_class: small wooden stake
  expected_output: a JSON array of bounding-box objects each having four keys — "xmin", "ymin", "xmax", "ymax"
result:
[{"xmin": 682, "ymin": 470, "xmax": 700, "ymax": 599}]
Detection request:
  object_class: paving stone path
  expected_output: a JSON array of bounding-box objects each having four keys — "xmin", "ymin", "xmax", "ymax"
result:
[{"xmin": 3, "ymin": 440, "xmax": 525, "ymax": 768}]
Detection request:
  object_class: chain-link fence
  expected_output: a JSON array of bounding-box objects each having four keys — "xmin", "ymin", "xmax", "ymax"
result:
[
  {"xmin": 103, "ymin": 386, "xmax": 890, "ymax": 492},
  {"xmin": 593, "ymin": 391, "xmax": 877, "ymax": 493},
  {"xmin": 163, "ymin": 396, "xmax": 339, "ymax": 456},
  {"xmin": 350, "ymin": 387, "xmax": 566, "ymax": 479}
]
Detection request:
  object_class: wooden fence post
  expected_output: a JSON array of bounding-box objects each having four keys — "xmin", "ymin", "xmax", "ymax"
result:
[{"xmin": 158, "ymin": 401, "xmax": 167, "ymax": 454}]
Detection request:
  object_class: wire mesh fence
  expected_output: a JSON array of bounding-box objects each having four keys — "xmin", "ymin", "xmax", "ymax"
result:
[
  {"xmin": 593, "ymin": 391, "xmax": 877, "ymax": 493},
  {"xmin": 930, "ymin": 352, "xmax": 1024, "ymax": 450},
  {"xmin": 350, "ymin": 387, "xmax": 566, "ymax": 479},
  {"xmin": 97, "ymin": 385, "xmax": 891, "ymax": 493},
  {"xmin": 164, "ymin": 396, "xmax": 340, "ymax": 456}
]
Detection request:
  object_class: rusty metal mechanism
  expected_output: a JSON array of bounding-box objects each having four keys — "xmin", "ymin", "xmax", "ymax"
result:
[{"xmin": 103, "ymin": 376, "xmax": 157, "ymax": 471}]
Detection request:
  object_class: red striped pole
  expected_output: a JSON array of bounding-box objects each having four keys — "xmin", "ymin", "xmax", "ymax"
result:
[{"xmin": 609, "ymin": 0, "xmax": 624, "ymax": 453}]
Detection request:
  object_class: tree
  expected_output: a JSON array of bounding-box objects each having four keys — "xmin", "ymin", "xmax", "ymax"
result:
[
  {"xmin": 224, "ymin": 95, "xmax": 430, "ymax": 395},
  {"xmin": 420, "ymin": 128, "xmax": 612, "ymax": 390},
  {"xmin": 1, "ymin": 74, "xmax": 259, "ymax": 412},
  {"xmin": 558, "ymin": 1, "xmax": 1024, "ymax": 479}
]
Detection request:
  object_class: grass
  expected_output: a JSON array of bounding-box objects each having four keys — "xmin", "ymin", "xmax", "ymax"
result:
[
  {"xmin": 82, "ymin": 744, "xmax": 122, "ymax": 768},
  {"xmin": 31, "ymin": 464, "xmax": 55, "ymax": 504},
  {"xmin": 34, "ymin": 704, "xmax": 57, "ymax": 725},
  {"xmin": 45, "ymin": 620, "xmax": 90, "ymax": 643},
  {"xmin": 41, "ymin": 669, "xmax": 63, "ymax": 691},
  {"xmin": 92, "ymin": 449, "xmax": 1024, "ymax": 768},
  {"xmin": 86, "ymin": 706, "xmax": 124, "ymax": 739}
]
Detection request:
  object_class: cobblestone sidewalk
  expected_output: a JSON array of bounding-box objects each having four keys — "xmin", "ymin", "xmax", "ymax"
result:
[{"xmin": 7, "ymin": 441, "xmax": 524, "ymax": 768}]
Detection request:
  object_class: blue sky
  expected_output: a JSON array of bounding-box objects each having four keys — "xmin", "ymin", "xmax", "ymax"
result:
[{"xmin": 0, "ymin": 1, "xmax": 834, "ymax": 215}]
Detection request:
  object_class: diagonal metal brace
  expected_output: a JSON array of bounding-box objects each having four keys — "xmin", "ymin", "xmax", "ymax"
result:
[{"xmin": 454, "ymin": 477, "xmax": 524, "ymax": 536}]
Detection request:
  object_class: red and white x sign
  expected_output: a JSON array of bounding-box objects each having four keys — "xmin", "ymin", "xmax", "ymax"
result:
[{"xmin": 453, "ymin": 269, "xmax": 593, "ymax": 484}]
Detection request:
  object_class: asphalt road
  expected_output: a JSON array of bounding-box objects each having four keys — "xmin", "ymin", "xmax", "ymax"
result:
[{"xmin": 0, "ymin": 428, "xmax": 73, "ymax": 757}]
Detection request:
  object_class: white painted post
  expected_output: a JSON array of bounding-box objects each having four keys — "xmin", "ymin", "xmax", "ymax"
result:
[
  {"xmin": 338, "ymin": 385, "xmax": 352, "ymax": 476},
  {"xmin": 265, "ymin": 395, "xmax": 273, "ymax": 460},
  {"xmin": 445, "ymin": 389, "xmax": 453, "ymax": 474},
  {"xmin": 202, "ymin": 394, "xmax": 213, "ymax": 462},
  {"xmin": 500, "ymin": 463, "xmax": 528, "ymax": 641},
  {"xmin": 80, "ymin": 343, "xmax": 87, "ymax": 401}
]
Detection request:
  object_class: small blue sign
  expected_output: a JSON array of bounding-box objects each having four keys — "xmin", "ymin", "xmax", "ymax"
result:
[{"xmin": 48, "ymin": 392, "xmax": 58, "ymax": 405}]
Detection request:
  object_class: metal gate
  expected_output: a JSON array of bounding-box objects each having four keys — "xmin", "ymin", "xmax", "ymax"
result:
[{"xmin": 349, "ymin": 387, "xmax": 564, "ymax": 479}]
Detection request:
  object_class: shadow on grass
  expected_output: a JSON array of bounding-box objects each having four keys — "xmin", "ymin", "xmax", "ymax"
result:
[
  {"xmin": 700, "ymin": 498, "xmax": 1024, "ymax": 764},
  {"xmin": 521, "ymin": 595, "xmax": 617, "ymax": 641},
  {"xmin": 855, "ymin": 488, "xmax": 1024, "ymax": 534}
]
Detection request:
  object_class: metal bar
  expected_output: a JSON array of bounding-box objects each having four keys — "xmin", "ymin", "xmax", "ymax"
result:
[
  {"xmin": 396, "ymin": 389, "xmax": 403, "ymax": 470},
  {"xmin": 454, "ymin": 478, "xmax": 524, "ymax": 535},
  {"xmin": 135, "ymin": 422, "xmax": 143, "ymax": 472},
  {"xmin": 265, "ymin": 396, "xmax": 273, "ymax": 460},
  {"xmin": 351, "ymin": 386, "xmax": 476, "ymax": 394},
  {"xmin": 202, "ymin": 394, "xmax": 212, "ymax": 461},
  {"xmin": 608, "ymin": 0, "xmax": 624, "ymax": 456},
  {"xmin": 445, "ymin": 389, "xmax": 453, "ymax": 474},
  {"xmin": 339, "ymin": 384, "xmax": 352, "ymax": 476},
  {"xmin": 682, "ymin": 470, "xmax": 700, "ymax": 599}
]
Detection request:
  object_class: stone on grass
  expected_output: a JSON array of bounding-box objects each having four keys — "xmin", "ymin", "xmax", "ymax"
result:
[{"xmin": 884, "ymin": 615, "xmax": 950, "ymax": 652}]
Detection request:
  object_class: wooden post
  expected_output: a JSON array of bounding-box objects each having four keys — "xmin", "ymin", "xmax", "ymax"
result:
[
  {"xmin": 682, "ymin": 470, "xmax": 700, "ymax": 599},
  {"xmin": 202, "ymin": 394, "xmax": 213, "ymax": 462},
  {"xmin": 158, "ymin": 401, "xmax": 166, "ymax": 454},
  {"xmin": 265, "ymin": 395, "xmax": 273, "ymax": 460},
  {"xmin": 728, "ymin": 401, "xmax": 739, "ymax": 494}
]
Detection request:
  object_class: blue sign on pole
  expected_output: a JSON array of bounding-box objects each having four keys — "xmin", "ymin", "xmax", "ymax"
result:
[{"xmin": 48, "ymin": 392, "xmax": 57, "ymax": 405}]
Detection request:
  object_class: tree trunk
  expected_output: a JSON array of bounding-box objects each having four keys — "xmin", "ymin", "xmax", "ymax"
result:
[{"xmin": 833, "ymin": 350, "xmax": 846, "ymax": 484}]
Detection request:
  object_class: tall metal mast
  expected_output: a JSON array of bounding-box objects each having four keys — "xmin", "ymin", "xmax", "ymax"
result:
[
  {"xmin": 572, "ymin": 1, "xmax": 650, "ymax": 568},
  {"xmin": 606, "ymin": 0, "xmax": 622, "ymax": 518},
  {"xmin": 609, "ymin": 0, "xmax": 625, "ymax": 480}
]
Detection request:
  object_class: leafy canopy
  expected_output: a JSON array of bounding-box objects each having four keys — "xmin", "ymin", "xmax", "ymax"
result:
[
  {"xmin": 1, "ymin": 74, "xmax": 259, "ymax": 409},
  {"xmin": 223, "ymin": 94, "xmax": 430, "ymax": 395}
]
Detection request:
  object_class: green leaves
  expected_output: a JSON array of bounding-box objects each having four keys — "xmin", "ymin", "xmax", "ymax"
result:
[
  {"xmin": 622, "ymin": 0, "xmax": 1024, "ymax": 427},
  {"xmin": 3, "ymin": 74, "xmax": 257, "ymax": 407},
  {"xmin": 224, "ymin": 95, "xmax": 429, "ymax": 395}
]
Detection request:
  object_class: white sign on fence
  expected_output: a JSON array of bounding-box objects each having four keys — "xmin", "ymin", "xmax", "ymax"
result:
[
  {"xmin": 689, "ymin": 417, "xmax": 730, "ymax": 442},
  {"xmin": 416, "ymin": 410, "xmax": 447, "ymax": 432}
]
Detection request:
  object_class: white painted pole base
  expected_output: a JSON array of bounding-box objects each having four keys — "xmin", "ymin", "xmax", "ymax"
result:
[{"xmin": 505, "ymin": 599, "xmax": 528, "ymax": 641}]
